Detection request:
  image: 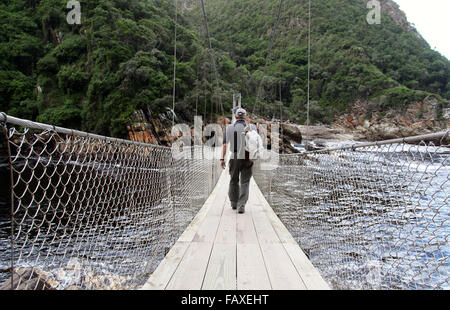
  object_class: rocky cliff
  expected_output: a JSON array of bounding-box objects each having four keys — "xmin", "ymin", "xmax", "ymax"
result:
[
  {"xmin": 127, "ymin": 112, "xmax": 303, "ymax": 154},
  {"xmin": 334, "ymin": 97, "xmax": 449, "ymax": 142}
]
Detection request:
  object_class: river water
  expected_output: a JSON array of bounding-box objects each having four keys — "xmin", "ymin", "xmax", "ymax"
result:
[
  {"xmin": 0, "ymin": 154, "xmax": 212, "ymax": 289},
  {"xmin": 0, "ymin": 139, "xmax": 448, "ymax": 289},
  {"xmin": 254, "ymin": 141, "xmax": 449, "ymax": 290}
]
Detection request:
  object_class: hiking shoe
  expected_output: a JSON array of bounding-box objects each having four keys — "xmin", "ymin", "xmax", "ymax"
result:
[
  {"xmin": 231, "ymin": 204, "xmax": 237, "ymax": 210},
  {"xmin": 238, "ymin": 206, "xmax": 245, "ymax": 214}
]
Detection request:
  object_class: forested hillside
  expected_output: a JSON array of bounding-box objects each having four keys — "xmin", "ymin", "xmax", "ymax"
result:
[
  {"xmin": 186, "ymin": 0, "xmax": 449, "ymax": 123},
  {"xmin": 1, "ymin": 0, "xmax": 200, "ymax": 136},
  {"xmin": 1, "ymin": 0, "xmax": 449, "ymax": 138}
]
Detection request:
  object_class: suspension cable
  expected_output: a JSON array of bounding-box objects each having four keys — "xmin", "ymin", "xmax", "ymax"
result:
[
  {"xmin": 279, "ymin": 48, "xmax": 283, "ymax": 122},
  {"xmin": 203, "ymin": 67, "xmax": 207, "ymax": 121},
  {"xmin": 306, "ymin": 0, "xmax": 311, "ymax": 129},
  {"xmin": 195, "ymin": 58, "xmax": 199, "ymax": 115},
  {"xmin": 252, "ymin": 0, "xmax": 284, "ymax": 116},
  {"xmin": 200, "ymin": 0, "xmax": 223, "ymax": 116},
  {"xmin": 278, "ymin": 28, "xmax": 287, "ymax": 123},
  {"xmin": 172, "ymin": 0, "xmax": 178, "ymax": 126}
]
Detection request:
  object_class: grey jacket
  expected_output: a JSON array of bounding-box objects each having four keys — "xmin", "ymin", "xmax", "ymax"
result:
[{"xmin": 223, "ymin": 120, "xmax": 256, "ymax": 160}]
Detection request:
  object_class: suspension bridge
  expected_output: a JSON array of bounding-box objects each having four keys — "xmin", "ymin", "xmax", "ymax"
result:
[
  {"xmin": 0, "ymin": 0, "xmax": 449, "ymax": 291},
  {"xmin": 141, "ymin": 168, "xmax": 329, "ymax": 290},
  {"xmin": 0, "ymin": 113, "xmax": 448, "ymax": 290}
]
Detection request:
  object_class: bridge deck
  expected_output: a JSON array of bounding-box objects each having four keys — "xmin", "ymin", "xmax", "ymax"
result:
[{"xmin": 141, "ymin": 169, "xmax": 329, "ymax": 290}]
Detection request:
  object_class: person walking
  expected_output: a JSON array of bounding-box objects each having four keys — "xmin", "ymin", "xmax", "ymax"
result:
[{"xmin": 220, "ymin": 108, "xmax": 255, "ymax": 214}]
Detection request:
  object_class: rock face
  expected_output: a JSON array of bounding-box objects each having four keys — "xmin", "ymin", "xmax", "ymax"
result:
[
  {"xmin": 334, "ymin": 99, "xmax": 449, "ymax": 143},
  {"xmin": 127, "ymin": 111, "xmax": 303, "ymax": 153},
  {"xmin": 0, "ymin": 268, "xmax": 56, "ymax": 290},
  {"xmin": 0, "ymin": 259, "xmax": 132, "ymax": 290},
  {"xmin": 252, "ymin": 119, "xmax": 301, "ymax": 154},
  {"xmin": 127, "ymin": 103, "xmax": 448, "ymax": 152},
  {"xmin": 359, "ymin": 0, "xmax": 423, "ymax": 40},
  {"xmin": 127, "ymin": 110, "xmax": 176, "ymax": 146},
  {"xmin": 280, "ymin": 123, "xmax": 303, "ymax": 144}
]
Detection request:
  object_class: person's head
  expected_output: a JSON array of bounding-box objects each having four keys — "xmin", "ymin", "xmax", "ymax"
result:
[{"xmin": 235, "ymin": 108, "xmax": 247, "ymax": 120}]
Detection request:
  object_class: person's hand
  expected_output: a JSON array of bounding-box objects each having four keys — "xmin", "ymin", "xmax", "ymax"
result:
[{"xmin": 221, "ymin": 160, "xmax": 226, "ymax": 169}]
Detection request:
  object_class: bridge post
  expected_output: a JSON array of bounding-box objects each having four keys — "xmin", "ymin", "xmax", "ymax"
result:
[
  {"xmin": 232, "ymin": 93, "xmax": 241, "ymax": 123},
  {"xmin": 232, "ymin": 94, "xmax": 236, "ymax": 123}
]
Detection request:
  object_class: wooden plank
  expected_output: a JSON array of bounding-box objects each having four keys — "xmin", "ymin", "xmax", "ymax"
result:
[
  {"xmin": 246, "ymin": 180, "xmax": 263, "ymax": 207},
  {"xmin": 283, "ymin": 243, "xmax": 330, "ymax": 290},
  {"xmin": 251, "ymin": 177, "xmax": 330, "ymax": 289},
  {"xmin": 236, "ymin": 206, "xmax": 259, "ymax": 244},
  {"xmin": 192, "ymin": 214, "xmax": 222, "ymax": 243},
  {"xmin": 207, "ymin": 192, "xmax": 228, "ymax": 216},
  {"xmin": 236, "ymin": 185, "xmax": 262, "ymax": 244},
  {"xmin": 237, "ymin": 243, "xmax": 272, "ymax": 290},
  {"xmin": 142, "ymin": 170, "xmax": 330, "ymax": 291},
  {"xmin": 246, "ymin": 181, "xmax": 280, "ymax": 243},
  {"xmin": 254, "ymin": 193, "xmax": 300, "ymax": 245},
  {"xmin": 192, "ymin": 189, "xmax": 227, "ymax": 243},
  {"xmin": 166, "ymin": 242, "xmax": 213, "ymax": 290},
  {"xmin": 178, "ymin": 202, "xmax": 214, "ymax": 243},
  {"xmin": 250, "ymin": 187, "xmax": 307, "ymax": 289},
  {"xmin": 251, "ymin": 211, "xmax": 281, "ymax": 243},
  {"xmin": 206, "ymin": 172, "xmax": 229, "ymax": 218},
  {"xmin": 177, "ymin": 171, "xmax": 225, "ymax": 243},
  {"xmin": 258, "ymin": 242, "xmax": 307, "ymax": 290},
  {"xmin": 265, "ymin": 214, "xmax": 299, "ymax": 245},
  {"xmin": 214, "ymin": 201, "xmax": 237, "ymax": 244},
  {"xmin": 140, "ymin": 241, "xmax": 190, "ymax": 290},
  {"xmin": 202, "ymin": 243, "xmax": 236, "ymax": 290}
]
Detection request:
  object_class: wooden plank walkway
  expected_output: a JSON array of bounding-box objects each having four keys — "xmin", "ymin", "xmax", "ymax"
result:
[{"xmin": 141, "ymin": 169, "xmax": 330, "ymax": 290}]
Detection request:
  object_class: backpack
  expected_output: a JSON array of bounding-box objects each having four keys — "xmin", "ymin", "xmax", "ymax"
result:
[
  {"xmin": 232, "ymin": 122, "xmax": 264, "ymax": 160},
  {"xmin": 243, "ymin": 124, "xmax": 264, "ymax": 160}
]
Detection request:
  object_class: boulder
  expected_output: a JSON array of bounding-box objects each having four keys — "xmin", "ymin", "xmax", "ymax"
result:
[
  {"xmin": 0, "ymin": 268, "xmax": 56, "ymax": 290},
  {"xmin": 281, "ymin": 123, "xmax": 303, "ymax": 143}
]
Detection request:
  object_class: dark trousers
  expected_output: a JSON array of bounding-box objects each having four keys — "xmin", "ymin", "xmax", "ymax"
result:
[{"xmin": 228, "ymin": 159, "xmax": 253, "ymax": 209}]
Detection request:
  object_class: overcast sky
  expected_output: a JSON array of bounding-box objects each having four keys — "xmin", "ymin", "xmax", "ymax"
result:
[{"xmin": 392, "ymin": 0, "xmax": 450, "ymax": 59}]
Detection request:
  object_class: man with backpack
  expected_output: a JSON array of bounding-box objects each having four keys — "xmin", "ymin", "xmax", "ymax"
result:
[{"xmin": 220, "ymin": 108, "xmax": 263, "ymax": 214}]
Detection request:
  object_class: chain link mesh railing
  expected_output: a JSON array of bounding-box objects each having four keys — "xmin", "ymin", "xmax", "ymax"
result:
[
  {"xmin": 0, "ymin": 114, "xmax": 221, "ymax": 290},
  {"xmin": 254, "ymin": 131, "xmax": 449, "ymax": 290}
]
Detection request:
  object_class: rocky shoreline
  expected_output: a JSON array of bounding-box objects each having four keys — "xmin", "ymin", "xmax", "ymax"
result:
[
  {"xmin": 127, "ymin": 101, "xmax": 449, "ymax": 154},
  {"xmin": 333, "ymin": 99, "xmax": 449, "ymax": 144},
  {"xmin": 126, "ymin": 110, "xmax": 307, "ymax": 154}
]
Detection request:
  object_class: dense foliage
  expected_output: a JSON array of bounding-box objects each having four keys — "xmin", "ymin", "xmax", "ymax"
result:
[
  {"xmin": 189, "ymin": 0, "xmax": 450, "ymax": 123},
  {"xmin": 1, "ymin": 0, "xmax": 203, "ymax": 136},
  {"xmin": 0, "ymin": 0, "xmax": 448, "ymax": 137}
]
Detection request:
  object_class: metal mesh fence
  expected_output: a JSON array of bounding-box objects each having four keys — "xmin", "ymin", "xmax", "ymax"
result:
[
  {"xmin": 254, "ymin": 132, "xmax": 449, "ymax": 290},
  {"xmin": 0, "ymin": 114, "xmax": 221, "ymax": 290}
]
